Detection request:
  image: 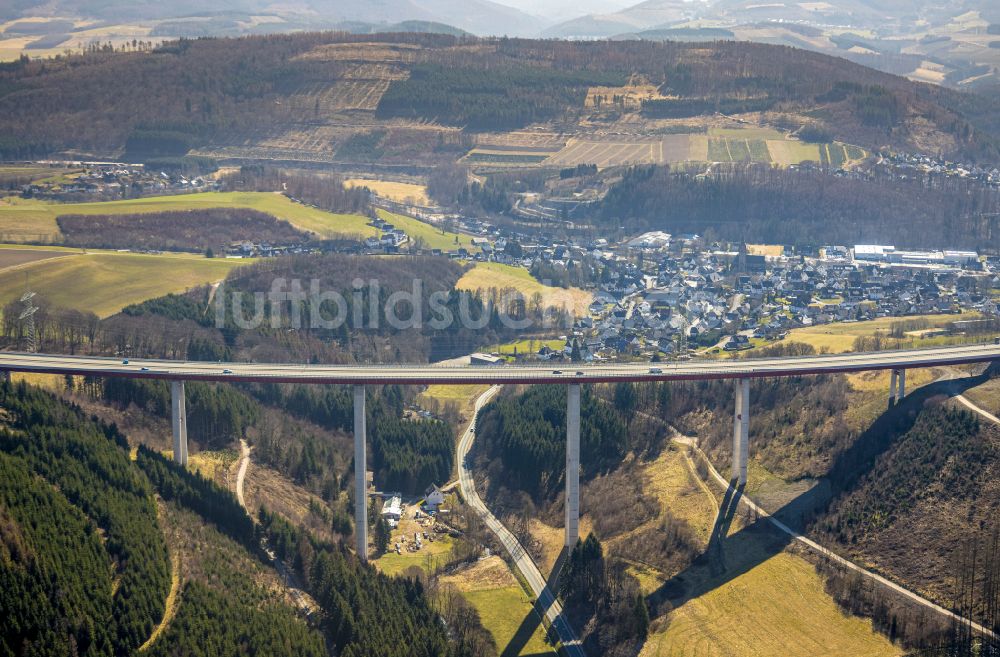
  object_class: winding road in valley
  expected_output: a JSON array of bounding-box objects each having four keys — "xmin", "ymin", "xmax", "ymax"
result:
[{"xmin": 456, "ymin": 386, "xmax": 587, "ymax": 657}]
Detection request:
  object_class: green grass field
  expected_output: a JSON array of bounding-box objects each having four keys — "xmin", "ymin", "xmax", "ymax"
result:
[
  {"xmin": 621, "ymin": 439, "xmax": 901, "ymax": 656},
  {"xmin": 375, "ymin": 209, "xmax": 473, "ymax": 251},
  {"xmin": 785, "ymin": 312, "xmax": 982, "ymax": 353},
  {"xmin": 728, "ymin": 139, "xmax": 752, "ymax": 161},
  {"xmin": 707, "ymin": 139, "xmax": 732, "ymax": 162},
  {"xmin": 0, "ymin": 251, "xmax": 248, "ymax": 317},
  {"xmin": 748, "ymin": 139, "xmax": 771, "ymax": 162},
  {"xmin": 463, "ymin": 587, "xmax": 557, "ymax": 656},
  {"xmin": 641, "ymin": 551, "xmax": 900, "ymax": 657},
  {"xmin": 0, "ymin": 166, "xmax": 82, "ymax": 187},
  {"xmin": 766, "ymin": 139, "xmax": 821, "ymax": 166},
  {"xmin": 440, "ymin": 556, "xmax": 558, "ymax": 656},
  {"xmin": 416, "ymin": 384, "xmax": 489, "ymax": 432},
  {"xmin": 418, "ymin": 384, "xmax": 489, "ymax": 405},
  {"xmin": 961, "ymin": 378, "xmax": 1000, "ymax": 416},
  {"xmin": 637, "ymin": 441, "xmax": 898, "ymax": 656},
  {"xmin": 0, "ymin": 192, "xmax": 378, "ymax": 243},
  {"xmin": 374, "ymin": 526, "xmax": 456, "ymax": 578},
  {"xmin": 487, "ymin": 338, "xmax": 566, "ymax": 356},
  {"xmin": 708, "ymin": 127, "xmax": 787, "ymax": 140},
  {"xmin": 456, "ymin": 262, "xmax": 593, "ymax": 316}
]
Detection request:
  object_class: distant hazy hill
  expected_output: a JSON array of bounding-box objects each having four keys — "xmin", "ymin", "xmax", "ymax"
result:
[
  {"xmin": 542, "ymin": 0, "xmax": 707, "ymax": 38},
  {"xmin": 2, "ymin": 0, "xmax": 540, "ymax": 37},
  {"xmin": 706, "ymin": 0, "xmax": 1000, "ymax": 26},
  {"xmin": 542, "ymin": 0, "xmax": 1000, "ymax": 90},
  {"xmin": 547, "ymin": 0, "xmax": 1000, "ymax": 38}
]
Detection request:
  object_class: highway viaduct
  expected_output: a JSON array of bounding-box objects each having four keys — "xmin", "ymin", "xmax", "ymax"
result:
[{"xmin": 2, "ymin": 343, "xmax": 1000, "ymax": 561}]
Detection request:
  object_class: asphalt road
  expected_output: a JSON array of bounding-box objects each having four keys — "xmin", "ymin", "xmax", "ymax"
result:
[
  {"xmin": 457, "ymin": 386, "xmax": 586, "ymax": 657},
  {"xmin": 2, "ymin": 342, "xmax": 1000, "ymax": 385}
]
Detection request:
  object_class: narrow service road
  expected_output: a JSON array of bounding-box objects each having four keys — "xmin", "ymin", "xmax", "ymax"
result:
[{"xmin": 457, "ymin": 386, "xmax": 586, "ymax": 657}]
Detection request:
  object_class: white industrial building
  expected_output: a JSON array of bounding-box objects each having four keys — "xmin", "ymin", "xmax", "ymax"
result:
[
  {"xmin": 853, "ymin": 245, "xmax": 978, "ymax": 267},
  {"xmin": 627, "ymin": 231, "xmax": 672, "ymax": 250}
]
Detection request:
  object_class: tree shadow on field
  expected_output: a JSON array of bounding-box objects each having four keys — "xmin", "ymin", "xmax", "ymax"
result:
[{"xmin": 647, "ymin": 364, "xmax": 997, "ymax": 614}]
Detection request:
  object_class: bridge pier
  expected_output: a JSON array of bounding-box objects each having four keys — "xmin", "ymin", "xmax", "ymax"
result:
[
  {"xmin": 354, "ymin": 384, "xmax": 368, "ymax": 562},
  {"xmin": 170, "ymin": 381, "xmax": 188, "ymax": 467},
  {"xmin": 732, "ymin": 378, "xmax": 749, "ymax": 486},
  {"xmin": 565, "ymin": 383, "xmax": 581, "ymax": 549},
  {"xmin": 889, "ymin": 368, "xmax": 906, "ymax": 407}
]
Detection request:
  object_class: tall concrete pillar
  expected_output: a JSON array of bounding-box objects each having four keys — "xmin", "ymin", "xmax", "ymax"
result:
[
  {"xmin": 731, "ymin": 378, "xmax": 750, "ymax": 486},
  {"xmin": 353, "ymin": 385, "xmax": 368, "ymax": 562},
  {"xmin": 565, "ymin": 383, "xmax": 581, "ymax": 549},
  {"xmin": 170, "ymin": 381, "xmax": 188, "ymax": 466},
  {"xmin": 897, "ymin": 368, "xmax": 906, "ymax": 401},
  {"xmin": 889, "ymin": 369, "xmax": 898, "ymax": 408}
]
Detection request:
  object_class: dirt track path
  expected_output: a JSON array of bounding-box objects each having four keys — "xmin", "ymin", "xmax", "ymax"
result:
[
  {"xmin": 234, "ymin": 438, "xmax": 316, "ymax": 615},
  {"xmin": 236, "ymin": 439, "xmax": 250, "ymax": 508}
]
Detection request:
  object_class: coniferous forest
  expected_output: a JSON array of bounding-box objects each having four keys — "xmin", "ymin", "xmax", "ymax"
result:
[
  {"xmin": 0, "ymin": 378, "xmax": 482, "ymax": 656},
  {"xmin": 0, "ymin": 380, "xmax": 170, "ymax": 656}
]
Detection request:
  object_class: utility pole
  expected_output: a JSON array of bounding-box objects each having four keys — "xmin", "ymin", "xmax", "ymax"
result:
[{"xmin": 19, "ymin": 280, "xmax": 38, "ymax": 353}]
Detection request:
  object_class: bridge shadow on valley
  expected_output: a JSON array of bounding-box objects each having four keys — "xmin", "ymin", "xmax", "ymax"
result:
[
  {"xmin": 498, "ymin": 546, "xmax": 570, "ymax": 657},
  {"xmin": 646, "ymin": 364, "xmax": 997, "ymax": 618}
]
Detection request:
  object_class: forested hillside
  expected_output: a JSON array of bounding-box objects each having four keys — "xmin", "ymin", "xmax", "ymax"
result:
[
  {"xmin": 0, "ymin": 380, "xmax": 170, "ymax": 655},
  {"xmin": 0, "ymin": 377, "xmax": 498, "ymax": 656},
  {"xmin": 1, "ymin": 33, "xmax": 999, "ymax": 162},
  {"xmin": 0, "ymin": 451, "xmax": 116, "ymax": 656},
  {"xmin": 473, "ymin": 385, "xmax": 629, "ymax": 499},
  {"xmin": 0, "ymin": 380, "xmax": 323, "ymax": 656},
  {"xmin": 57, "ymin": 208, "xmax": 310, "ymax": 253},
  {"xmin": 814, "ymin": 400, "xmax": 1000, "ymax": 640},
  {"xmin": 593, "ymin": 164, "xmax": 1000, "ymax": 250}
]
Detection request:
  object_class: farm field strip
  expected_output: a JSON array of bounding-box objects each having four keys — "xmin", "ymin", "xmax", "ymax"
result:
[
  {"xmin": 0, "ymin": 247, "xmax": 73, "ymax": 272},
  {"xmin": 537, "ymin": 129, "xmax": 867, "ymax": 168},
  {"xmin": 0, "ymin": 252, "xmax": 249, "ymax": 317},
  {"xmin": 344, "ymin": 179, "xmax": 430, "ymax": 205},
  {"xmin": 0, "ymin": 192, "xmax": 378, "ymax": 242}
]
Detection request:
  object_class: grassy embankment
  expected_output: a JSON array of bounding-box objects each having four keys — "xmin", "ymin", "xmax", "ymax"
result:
[
  {"xmin": 516, "ymin": 441, "xmax": 902, "ymax": 656},
  {"xmin": 417, "ymin": 384, "xmax": 490, "ymax": 427}
]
